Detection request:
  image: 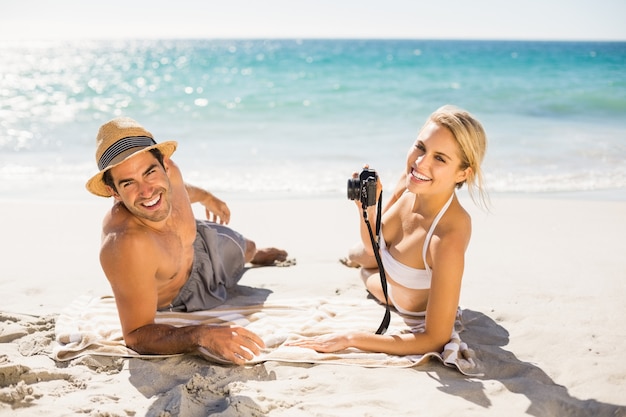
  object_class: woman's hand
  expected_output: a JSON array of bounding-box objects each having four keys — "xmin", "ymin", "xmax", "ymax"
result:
[
  {"xmin": 286, "ymin": 333, "xmax": 351, "ymax": 353},
  {"xmin": 351, "ymin": 164, "xmax": 383, "ymax": 210}
]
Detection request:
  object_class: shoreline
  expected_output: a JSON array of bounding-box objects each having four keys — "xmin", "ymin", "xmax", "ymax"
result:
[
  {"xmin": 1, "ymin": 195, "xmax": 625, "ymax": 415},
  {"xmin": 2, "ymin": 185, "xmax": 626, "ymax": 206}
]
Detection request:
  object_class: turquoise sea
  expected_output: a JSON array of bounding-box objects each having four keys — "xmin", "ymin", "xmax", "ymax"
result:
[{"xmin": 1, "ymin": 39, "xmax": 625, "ymax": 201}]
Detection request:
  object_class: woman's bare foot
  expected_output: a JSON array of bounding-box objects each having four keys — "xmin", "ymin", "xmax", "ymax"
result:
[
  {"xmin": 250, "ymin": 248, "xmax": 288, "ymax": 266},
  {"xmin": 339, "ymin": 257, "xmax": 361, "ymax": 268},
  {"xmin": 346, "ymin": 243, "xmax": 378, "ymax": 269}
]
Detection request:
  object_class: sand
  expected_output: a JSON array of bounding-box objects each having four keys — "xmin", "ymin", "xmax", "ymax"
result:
[{"xmin": 1, "ymin": 195, "xmax": 625, "ymax": 416}]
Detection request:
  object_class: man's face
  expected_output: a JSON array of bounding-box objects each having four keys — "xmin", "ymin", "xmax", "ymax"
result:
[{"xmin": 107, "ymin": 151, "xmax": 172, "ymax": 223}]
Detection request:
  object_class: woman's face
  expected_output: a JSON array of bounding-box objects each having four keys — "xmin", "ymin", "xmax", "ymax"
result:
[{"xmin": 405, "ymin": 121, "xmax": 468, "ymax": 195}]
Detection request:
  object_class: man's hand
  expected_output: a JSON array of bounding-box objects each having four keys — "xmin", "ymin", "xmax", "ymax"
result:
[
  {"xmin": 184, "ymin": 182, "xmax": 231, "ymax": 224},
  {"xmin": 198, "ymin": 325, "xmax": 265, "ymax": 365},
  {"xmin": 202, "ymin": 193, "xmax": 231, "ymax": 224}
]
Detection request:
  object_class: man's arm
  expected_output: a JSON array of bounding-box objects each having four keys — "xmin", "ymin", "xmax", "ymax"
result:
[
  {"xmin": 184, "ymin": 182, "xmax": 230, "ymax": 224},
  {"xmin": 116, "ymin": 321, "xmax": 264, "ymax": 364},
  {"xmin": 100, "ymin": 229, "xmax": 263, "ymax": 364}
]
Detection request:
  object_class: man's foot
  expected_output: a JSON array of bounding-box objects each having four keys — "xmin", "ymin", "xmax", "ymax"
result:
[{"xmin": 250, "ymin": 248, "xmax": 288, "ymax": 266}]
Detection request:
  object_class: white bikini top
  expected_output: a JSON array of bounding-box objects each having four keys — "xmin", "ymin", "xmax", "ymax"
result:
[{"xmin": 379, "ymin": 193, "xmax": 454, "ymax": 290}]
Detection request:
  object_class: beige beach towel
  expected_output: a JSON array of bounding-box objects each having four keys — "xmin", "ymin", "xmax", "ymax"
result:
[{"xmin": 53, "ymin": 295, "xmax": 481, "ymax": 376}]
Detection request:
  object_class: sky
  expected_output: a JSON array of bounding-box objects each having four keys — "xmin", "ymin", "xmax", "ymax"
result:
[{"xmin": 1, "ymin": 0, "xmax": 625, "ymax": 41}]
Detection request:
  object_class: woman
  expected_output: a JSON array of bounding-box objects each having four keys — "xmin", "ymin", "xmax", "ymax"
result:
[{"xmin": 290, "ymin": 105, "xmax": 488, "ymax": 355}]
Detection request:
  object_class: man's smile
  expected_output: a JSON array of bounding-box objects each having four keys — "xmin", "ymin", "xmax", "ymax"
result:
[{"xmin": 141, "ymin": 194, "xmax": 161, "ymax": 208}]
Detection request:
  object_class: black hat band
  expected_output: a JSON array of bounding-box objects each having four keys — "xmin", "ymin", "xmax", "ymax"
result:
[{"xmin": 98, "ymin": 136, "xmax": 156, "ymax": 170}]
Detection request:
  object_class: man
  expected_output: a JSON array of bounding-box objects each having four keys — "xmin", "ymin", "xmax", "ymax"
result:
[{"xmin": 86, "ymin": 117, "xmax": 288, "ymax": 365}]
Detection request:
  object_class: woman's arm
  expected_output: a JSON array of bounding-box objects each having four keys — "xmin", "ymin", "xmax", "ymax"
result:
[{"xmin": 290, "ymin": 216, "xmax": 471, "ymax": 355}]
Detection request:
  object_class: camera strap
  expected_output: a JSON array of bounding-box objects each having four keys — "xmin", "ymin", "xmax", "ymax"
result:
[{"xmin": 362, "ymin": 191, "xmax": 391, "ymax": 335}]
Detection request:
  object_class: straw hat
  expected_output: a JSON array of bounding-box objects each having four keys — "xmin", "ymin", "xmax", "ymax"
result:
[{"xmin": 85, "ymin": 117, "xmax": 177, "ymax": 197}]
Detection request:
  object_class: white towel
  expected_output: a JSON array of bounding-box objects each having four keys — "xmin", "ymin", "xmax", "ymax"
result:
[{"xmin": 54, "ymin": 295, "xmax": 482, "ymax": 376}]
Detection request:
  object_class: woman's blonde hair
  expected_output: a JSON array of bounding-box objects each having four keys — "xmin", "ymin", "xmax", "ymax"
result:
[{"xmin": 427, "ymin": 105, "xmax": 489, "ymax": 209}]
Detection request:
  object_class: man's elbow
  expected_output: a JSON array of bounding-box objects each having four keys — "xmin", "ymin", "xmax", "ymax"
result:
[
  {"xmin": 123, "ymin": 333, "xmax": 146, "ymax": 353},
  {"xmin": 123, "ymin": 323, "xmax": 187, "ymax": 355},
  {"xmin": 123, "ymin": 327, "xmax": 156, "ymax": 354}
]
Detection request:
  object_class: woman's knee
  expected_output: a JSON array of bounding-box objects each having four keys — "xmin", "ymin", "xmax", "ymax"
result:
[{"xmin": 363, "ymin": 272, "xmax": 385, "ymax": 303}]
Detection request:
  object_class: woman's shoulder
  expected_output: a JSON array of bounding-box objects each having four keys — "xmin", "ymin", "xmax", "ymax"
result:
[{"xmin": 436, "ymin": 200, "xmax": 472, "ymax": 245}]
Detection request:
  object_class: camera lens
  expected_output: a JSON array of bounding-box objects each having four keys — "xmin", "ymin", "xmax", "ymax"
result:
[{"xmin": 347, "ymin": 178, "xmax": 361, "ymax": 200}]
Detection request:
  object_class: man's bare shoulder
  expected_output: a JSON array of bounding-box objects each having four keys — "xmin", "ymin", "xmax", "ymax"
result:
[{"xmin": 101, "ymin": 203, "xmax": 157, "ymax": 257}]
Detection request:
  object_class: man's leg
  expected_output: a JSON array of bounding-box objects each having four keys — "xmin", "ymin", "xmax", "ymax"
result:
[{"xmin": 244, "ymin": 238, "xmax": 288, "ymax": 266}]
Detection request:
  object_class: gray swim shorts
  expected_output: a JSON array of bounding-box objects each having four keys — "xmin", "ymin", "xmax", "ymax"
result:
[{"xmin": 159, "ymin": 220, "xmax": 247, "ymax": 312}]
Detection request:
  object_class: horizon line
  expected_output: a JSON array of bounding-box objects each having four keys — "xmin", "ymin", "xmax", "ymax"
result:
[{"xmin": 2, "ymin": 36, "xmax": 626, "ymax": 43}]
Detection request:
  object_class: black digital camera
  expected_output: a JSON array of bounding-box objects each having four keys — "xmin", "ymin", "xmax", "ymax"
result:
[{"xmin": 347, "ymin": 168, "xmax": 378, "ymax": 207}]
